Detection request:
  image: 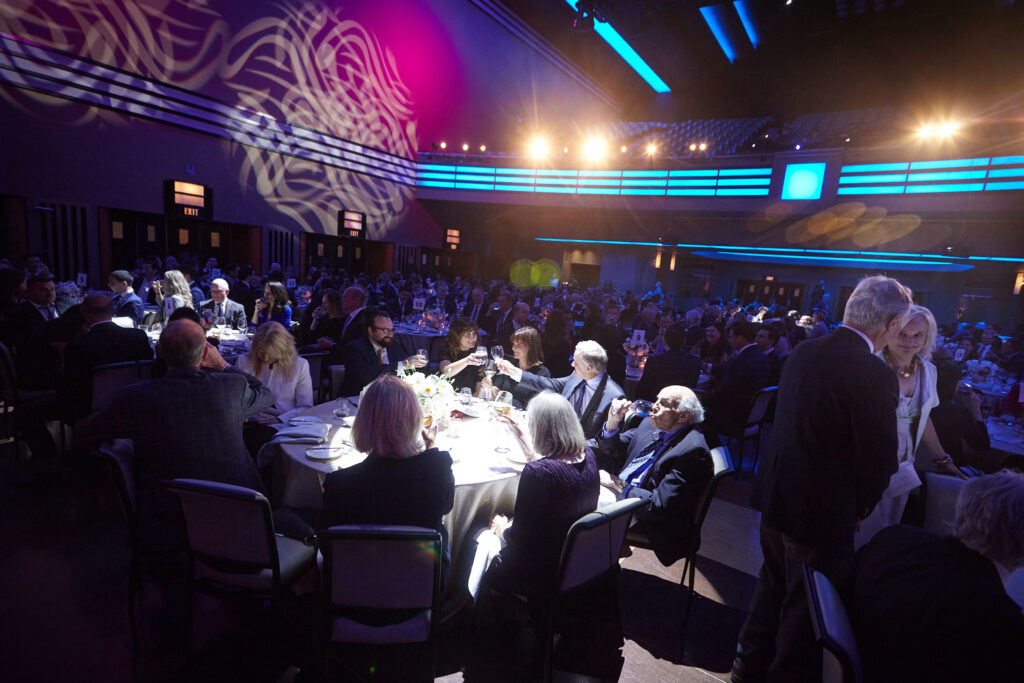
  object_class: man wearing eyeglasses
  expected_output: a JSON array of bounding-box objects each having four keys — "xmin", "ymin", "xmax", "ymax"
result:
[{"xmin": 339, "ymin": 310, "xmax": 428, "ymax": 397}]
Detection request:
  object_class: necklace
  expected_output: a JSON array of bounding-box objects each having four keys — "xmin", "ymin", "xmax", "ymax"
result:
[{"xmin": 884, "ymin": 348, "xmax": 920, "ymax": 378}]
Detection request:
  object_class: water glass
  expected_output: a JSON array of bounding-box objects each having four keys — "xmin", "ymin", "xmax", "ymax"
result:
[
  {"xmin": 632, "ymin": 400, "xmax": 653, "ymax": 417},
  {"xmin": 460, "ymin": 387, "xmax": 472, "ymax": 405},
  {"xmin": 417, "ymin": 347, "xmax": 428, "ymax": 362},
  {"xmin": 490, "ymin": 345, "xmax": 504, "ymax": 361}
]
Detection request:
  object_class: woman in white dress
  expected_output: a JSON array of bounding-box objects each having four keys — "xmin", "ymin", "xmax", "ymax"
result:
[
  {"xmin": 235, "ymin": 322, "xmax": 314, "ymax": 456},
  {"xmin": 856, "ymin": 305, "xmax": 965, "ymax": 547},
  {"xmin": 152, "ymin": 269, "xmax": 193, "ymax": 319}
]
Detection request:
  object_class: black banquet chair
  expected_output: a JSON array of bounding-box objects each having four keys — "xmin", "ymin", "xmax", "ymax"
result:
[{"xmin": 803, "ymin": 564, "xmax": 863, "ymax": 683}]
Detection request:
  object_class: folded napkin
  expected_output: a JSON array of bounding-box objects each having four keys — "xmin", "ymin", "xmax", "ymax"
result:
[{"xmin": 271, "ymin": 422, "xmax": 331, "ymax": 444}]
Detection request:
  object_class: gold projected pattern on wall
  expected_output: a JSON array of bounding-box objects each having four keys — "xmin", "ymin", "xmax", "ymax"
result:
[{"xmin": 0, "ymin": 0, "xmax": 417, "ymax": 235}]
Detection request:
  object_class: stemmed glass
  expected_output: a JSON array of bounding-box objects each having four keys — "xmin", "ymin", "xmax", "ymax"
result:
[
  {"xmin": 494, "ymin": 391, "xmax": 514, "ymax": 453},
  {"xmin": 417, "ymin": 348, "xmax": 429, "ymax": 364},
  {"xmin": 475, "ymin": 345, "xmax": 488, "ymax": 362},
  {"xmin": 214, "ymin": 315, "xmax": 227, "ymax": 337},
  {"xmin": 490, "ymin": 345, "xmax": 504, "ymax": 362},
  {"xmin": 483, "ymin": 360, "xmax": 498, "ymax": 383}
]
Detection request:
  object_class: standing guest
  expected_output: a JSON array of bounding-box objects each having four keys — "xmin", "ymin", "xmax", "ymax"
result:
[
  {"xmin": 339, "ymin": 310, "xmax": 427, "ymax": 397},
  {"xmin": 596, "ymin": 387, "xmax": 712, "ymax": 565},
  {"xmin": 235, "ymin": 322, "xmax": 314, "ymax": 457},
  {"xmin": 152, "ymin": 269, "xmax": 193, "ymax": 319},
  {"xmin": 754, "ymin": 324, "xmax": 784, "ymax": 386},
  {"xmin": 322, "ymin": 376, "xmax": 455, "ymax": 584},
  {"xmin": 731, "ymin": 275, "xmax": 912, "ymax": 683},
  {"xmin": 76, "ymin": 320, "xmax": 274, "ymax": 544},
  {"xmin": 59, "ymin": 294, "xmax": 153, "ymax": 422},
  {"xmin": 703, "ymin": 321, "xmax": 771, "ymax": 445},
  {"xmin": 229, "ymin": 264, "xmax": 256, "ymax": 320},
  {"xmin": 541, "ymin": 309, "xmax": 574, "ymax": 378},
  {"xmin": 196, "ymin": 278, "xmax": 247, "ymax": 330},
  {"xmin": 490, "ymin": 326, "xmax": 550, "ymax": 406},
  {"xmin": 251, "ymin": 281, "xmax": 292, "ymax": 329},
  {"xmin": 439, "ymin": 317, "xmax": 485, "ymax": 394},
  {"xmin": 856, "ymin": 305, "xmax": 963, "ymax": 547},
  {"xmin": 495, "ymin": 340, "xmax": 624, "ymax": 440},
  {"xmin": 107, "ymin": 270, "xmax": 145, "ymax": 325},
  {"xmin": 635, "ymin": 322, "xmax": 701, "ymax": 401},
  {"xmin": 840, "ymin": 472, "xmax": 1024, "ymax": 683}
]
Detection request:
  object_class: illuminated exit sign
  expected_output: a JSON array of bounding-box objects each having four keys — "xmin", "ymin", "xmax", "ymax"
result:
[{"xmin": 164, "ymin": 180, "xmax": 213, "ymax": 219}]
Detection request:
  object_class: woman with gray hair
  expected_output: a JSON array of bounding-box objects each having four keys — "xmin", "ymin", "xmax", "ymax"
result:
[
  {"xmin": 857, "ymin": 304, "xmax": 963, "ymax": 547},
  {"xmin": 467, "ymin": 391, "xmax": 599, "ymax": 602}
]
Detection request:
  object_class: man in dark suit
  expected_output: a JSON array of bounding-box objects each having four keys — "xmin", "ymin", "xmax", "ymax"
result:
[
  {"xmin": 635, "ymin": 322, "xmax": 701, "ymax": 401},
  {"xmin": 838, "ymin": 473, "xmax": 1024, "ymax": 683},
  {"xmin": 704, "ymin": 321, "xmax": 771, "ymax": 443},
  {"xmin": 495, "ymin": 340, "xmax": 625, "ymax": 439},
  {"xmin": 339, "ymin": 310, "xmax": 427, "ymax": 397},
  {"xmin": 427, "ymin": 281, "xmax": 457, "ymax": 317},
  {"xmin": 229, "ymin": 264, "xmax": 256, "ymax": 320},
  {"xmin": 682, "ymin": 309, "xmax": 705, "ymax": 352},
  {"xmin": 460, "ymin": 286, "xmax": 487, "ymax": 325},
  {"xmin": 107, "ymin": 270, "xmax": 145, "ymax": 325},
  {"xmin": 1000, "ymin": 336, "xmax": 1023, "ymax": 381},
  {"xmin": 596, "ymin": 386, "xmax": 713, "ymax": 565},
  {"xmin": 482, "ymin": 290, "xmax": 514, "ymax": 336},
  {"xmin": 731, "ymin": 275, "xmax": 913, "ymax": 683},
  {"xmin": 59, "ymin": 294, "xmax": 153, "ymax": 422},
  {"xmin": 132, "ymin": 258, "xmax": 161, "ymax": 306},
  {"xmin": 3, "ymin": 272, "xmax": 59, "ymax": 349},
  {"xmin": 76, "ymin": 319, "xmax": 274, "ymax": 542},
  {"xmin": 195, "ymin": 278, "xmax": 248, "ymax": 330},
  {"xmin": 754, "ymin": 324, "xmax": 784, "ymax": 386}
]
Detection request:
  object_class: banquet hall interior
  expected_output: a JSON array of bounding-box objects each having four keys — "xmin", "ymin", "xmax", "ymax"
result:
[{"xmin": 2, "ymin": 0, "xmax": 1024, "ymax": 681}]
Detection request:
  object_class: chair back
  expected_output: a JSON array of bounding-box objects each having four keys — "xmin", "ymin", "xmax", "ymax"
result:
[
  {"xmin": 746, "ymin": 386, "xmax": 778, "ymax": 426},
  {"xmin": 322, "ymin": 525, "xmax": 440, "ymax": 611},
  {"xmin": 687, "ymin": 446, "xmax": 736, "ymax": 551},
  {"xmin": 91, "ymin": 360, "xmax": 154, "ymax": 412},
  {"xmin": 922, "ymin": 472, "xmax": 966, "ymax": 537},
  {"xmin": 557, "ymin": 497, "xmax": 644, "ymax": 594},
  {"xmin": 328, "ymin": 365, "xmax": 346, "ymax": 400},
  {"xmin": 803, "ymin": 565, "xmax": 863, "ymax": 683},
  {"xmin": 163, "ymin": 479, "xmax": 278, "ymax": 576},
  {"xmin": 299, "ymin": 351, "xmax": 327, "ymax": 402},
  {"xmin": 97, "ymin": 440, "xmax": 138, "ymax": 522}
]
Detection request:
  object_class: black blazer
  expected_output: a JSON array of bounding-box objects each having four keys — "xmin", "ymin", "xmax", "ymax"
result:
[
  {"xmin": 339, "ymin": 337, "xmax": 413, "ymax": 397},
  {"xmin": 597, "ymin": 420, "xmax": 713, "ymax": 565},
  {"xmin": 196, "ymin": 297, "xmax": 247, "ymax": 330},
  {"xmin": 635, "ymin": 349, "xmax": 701, "ymax": 401},
  {"xmin": 706, "ymin": 344, "xmax": 771, "ymax": 436},
  {"xmin": 492, "ymin": 363, "xmax": 550, "ymax": 407},
  {"xmin": 59, "ymin": 321, "xmax": 154, "ymax": 421},
  {"xmin": 755, "ymin": 327, "xmax": 899, "ymax": 554}
]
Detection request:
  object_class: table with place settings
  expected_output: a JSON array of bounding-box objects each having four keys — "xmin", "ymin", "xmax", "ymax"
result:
[{"xmin": 257, "ymin": 397, "xmax": 529, "ymax": 591}]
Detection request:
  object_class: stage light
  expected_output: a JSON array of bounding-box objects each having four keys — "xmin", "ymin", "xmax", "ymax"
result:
[
  {"xmin": 563, "ymin": 146, "xmax": 569, "ymax": 154},
  {"xmin": 936, "ymin": 122, "xmax": 959, "ymax": 137},
  {"xmin": 582, "ymin": 137, "xmax": 607, "ymax": 162},
  {"xmin": 795, "ymin": 144, "xmax": 801, "ymax": 150},
  {"xmin": 528, "ymin": 137, "xmax": 549, "ymax": 159},
  {"xmin": 620, "ymin": 145, "xmax": 628, "ymax": 153},
  {"xmin": 440, "ymin": 141, "xmax": 447, "ymax": 149},
  {"xmin": 480, "ymin": 145, "xmax": 486, "ymax": 152},
  {"xmin": 689, "ymin": 143, "xmax": 697, "ymax": 151},
  {"xmin": 645, "ymin": 143, "xmax": 657, "ymax": 156},
  {"xmin": 462, "ymin": 143, "xmax": 469, "ymax": 151},
  {"xmin": 845, "ymin": 137, "xmax": 851, "ymax": 143},
  {"xmin": 698, "ymin": 142, "xmax": 707, "ymax": 151}
]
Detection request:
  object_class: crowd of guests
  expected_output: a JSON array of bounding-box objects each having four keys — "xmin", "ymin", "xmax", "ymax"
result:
[{"xmin": 2, "ymin": 251, "xmax": 1022, "ymax": 680}]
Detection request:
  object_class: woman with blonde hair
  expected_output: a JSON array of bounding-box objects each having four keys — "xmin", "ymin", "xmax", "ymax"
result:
[
  {"xmin": 321, "ymin": 375, "xmax": 455, "ymax": 583},
  {"xmin": 152, "ymin": 269, "xmax": 193, "ymax": 319}
]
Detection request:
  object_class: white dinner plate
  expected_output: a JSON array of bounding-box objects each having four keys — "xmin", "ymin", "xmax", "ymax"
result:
[
  {"xmin": 289, "ymin": 416, "xmax": 321, "ymax": 426},
  {"xmin": 306, "ymin": 446, "xmax": 348, "ymax": 461}
]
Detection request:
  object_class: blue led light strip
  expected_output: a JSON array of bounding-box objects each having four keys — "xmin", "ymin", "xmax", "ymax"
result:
[
  {"xmin": 838, "ymin": 156, "xmax": 1024, "ymax": 195},
  {"xmin": 561, "ymin": 1, "xmax": 669, "ymax": 93}
]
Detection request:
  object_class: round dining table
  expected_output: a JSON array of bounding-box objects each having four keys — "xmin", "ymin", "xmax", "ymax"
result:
[{"xmin": 257, "ymin": 396, "xmax": 528, "ymax": 595}]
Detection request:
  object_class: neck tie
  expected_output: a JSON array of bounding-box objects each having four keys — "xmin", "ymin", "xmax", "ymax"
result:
[
  {"xmin": 572, "ymin": 381, "xmax": 587, "ymax": 417},
  {"xmin": 472, "ymin": 304, "xmax": 479, "ymax": 322},
  {"xmin": 618, "ymin": 431, "xmax": 666, "ymax": 484},
  {"xmin": 43, "ymin": 305, "xmax": 54, "ymax": 321},
  {"xmin": 216, "ymin": 303, "xmax": 222, "ymax": 318},
  {"xmin": 376, "ymin": 348, "xmax": 384, "ymax": 365}
]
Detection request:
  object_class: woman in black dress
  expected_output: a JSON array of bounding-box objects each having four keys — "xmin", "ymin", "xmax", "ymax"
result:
[
  {"xmin": 491, "ymin": 326, "xmax": 550, "ymax": 407},
  {"xmin": 439, "ymin": 317, "xmax": 484, "ymax": 394}
]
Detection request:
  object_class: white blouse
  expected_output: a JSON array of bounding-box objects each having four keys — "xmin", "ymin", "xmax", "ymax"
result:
[{"xmin": 235, "ymin": 354, "xmax": 314, "ymax": 423}]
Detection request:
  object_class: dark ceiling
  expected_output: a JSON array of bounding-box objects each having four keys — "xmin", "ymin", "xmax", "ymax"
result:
[{"xmin": 498, "ymin": 0, "xmax": 1024, "ymax": 122}]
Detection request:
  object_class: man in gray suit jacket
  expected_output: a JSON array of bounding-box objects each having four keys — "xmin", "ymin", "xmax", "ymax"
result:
[
  {"xmin": 496, "ymin": 340, "xmax": 625, "ymax": 439},
  {"xmin": 196, "ymin": 278, "xmax": 248, "ymax": 330},
  {"xmin": 76, "ymin": 319, "xmax": 273, "ymax": 544}
]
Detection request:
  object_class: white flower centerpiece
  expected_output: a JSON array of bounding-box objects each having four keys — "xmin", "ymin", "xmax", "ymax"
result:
[{"xmin": 401, "ymin": 367, "xmax": 457, "ymax": 401}]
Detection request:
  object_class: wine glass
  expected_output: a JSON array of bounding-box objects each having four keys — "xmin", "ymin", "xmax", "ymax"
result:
[
  {"xmin": 215, "ymin": 315, "xmax": 227, "ymax": 336},
  {"xmin": 483, "ymin": 360, "xmax": 497, "ymax": 382},
  {"xmin": 495, "ymin": 391, "xmax": 514, "ymax": 417},
  {"xmin": 417, "ymin": 348, "xmax": 429, "ymax": 364},
  {"xmin": 475, "ymin": 345, "xmax": 488, "ymax": 362},
  {"xmin": 490, "ymin": 345, "xmax": 504, "ymax": 362}
]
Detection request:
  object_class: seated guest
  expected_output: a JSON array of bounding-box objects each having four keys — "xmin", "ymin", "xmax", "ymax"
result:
[
  {"xmin": 152, "ymin": 269, "xmax": 194, "ymax": 319},
  {"xmin": 235, "ymin": 322, "xmax": 314, "ymax": 456},
  {"xmin": 251, "ymin": 280, "xmax": 292, "ymax": 329},
  {"xmin": 953, "ymin": 336, "xmax": 978, "ymax": 362},
  {"xmin": 976, "ymin": 325, "xmax": 1003, "ymax": 363},
  {"xmin": 470, "ymin": 391, "xmax": 599, "ymax": 604},
  {"xmin": 495, "ymin": 340, "xmax": 625, "ymax": 440},
  {"xmin": 2, "ymin": 272, "xmax": 59, "ymax": 349},
  {"xmin": 107, "ymin": 270, "xmax": 145, "ymax": 325},
  {"xmin": 592, "ymin": 302, "xmax": 628, "ymax": 386},
  {"xmin": 931, "ymin": 362, "xmax": 990, "ymax": 469},
  {"xmin": 635, "ymin": 322, "xmax": 701, "ymax": 402},
  {"xmin": 681, "ymin": 309, "xmax": 705, "ymax": 352},
  {"xmin": 754, "ymin": 323, "xmax": 784, "ymax": 386},
  {"xmin": 1001, "ymin": 336, "xmax": 1024, "ymax": 381},
  {"xmin": 339, "ymin": 310, "xmax": 427, "ymax": 397},
  {"xmin": 540, "ymin": 309, "xmax": 574, "ymax": 378},
  {"xmin": 391, "ymin": 286, "xmax": 415, "ymax": 320},
  {"xmin": 696, "ymin": 322, "xmax": 729, "ymax": 371},
  {"xmin": 180, "ymin": 265, "xmax": 206, "ymax": 308},
  {"xmin": 807, "ymin": 309, "xmax": 829, "ymax": 339},
  {"xmin": 840, "ymin": 472, "xmax": 1024, "ymax": 683},
  {"xmin": 59, "ymin": 294, "xmax": 153, "ymax": 423},
  {"xmin": 318, "ymin": 286, "xmax": 371, "ymax": 360},
  {"xmin": 298, "ymin": 289, "xmax": 344, "ymax": 348},
  {"xmin": 427, "ymin": 281, "xmax": 458, "ymax": 317},
  {"xmin": 490, "ymin": 326, "xmax": 550, "ymax": 406},
  {"xmin": 76, "ymin": 320, "xmax": 274, "ymax": 543},
  {"xmin": 460, "ymin": 286, "xmax": 487, "ymax": 325},
  {"xmin": 595, "ymin": 387, "xmax": 712, "ymax": 566},
  {"xmin": 439, "ymin": 317, "xmax": 484, "ymax": 394},
  {"xmin": 196, "ymin": 278, "xmax": 247, "ymax": 330},
  {"xmin": 322, "ymin": 376, "xmax": 455, "ymax": 584},
  {"xmin": 703, "ymin": 320, "xmax": 771, "ymax": 443}
]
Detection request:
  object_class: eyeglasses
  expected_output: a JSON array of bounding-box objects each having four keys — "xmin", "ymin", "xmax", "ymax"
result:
[{"xmin": 372, "ymin": 326, "xmax": 394, "ymax": 333}]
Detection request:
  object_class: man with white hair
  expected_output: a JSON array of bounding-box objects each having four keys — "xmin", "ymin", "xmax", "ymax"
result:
[
  {"xmin": 496, "ymin": 340, "xmax": 625, "ymax": 439},
  {"xmin": 596, "ymin": 386, "xmax": 713, "ymax": 566},
  {"xmin": 732, "ymin": 275, "xmax": 914, "ymax": 683},
  {"xmin": 196, "ymin": 277, "xmax": 247, "ymax": 330}
]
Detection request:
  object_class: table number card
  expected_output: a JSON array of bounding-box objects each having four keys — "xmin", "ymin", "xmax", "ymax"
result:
[
  {"xmin": 954, "ymin": 348, "xmax": 965, "ymax": 361},
  {"xmin": 413, "ymin": 297, "xmax": 426, "ymax": 311},
  {"xmin": 76, "ymin": 272, "xmax": 88, "ymax": 288},
  {"xmin": 286, "ymin": 278, "xmax": 296, "ymax": 289},
  {"xmin": 631, "ymin": 329, "xmax": 646, "ymax": 346},
  {"xmin": 210, "ymin": 268, "xmax": 221, "ymax": 279}
]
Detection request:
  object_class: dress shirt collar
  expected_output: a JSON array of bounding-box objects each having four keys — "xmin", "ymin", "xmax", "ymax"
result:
[
  {"xmin": 991, "ymin": 557, "xmax": 1011, "ymax": 588},
  {"xmin": 737, "ymin": 342, "xmax": 758, "ymax": 356},
  {"xmin": 841, "ymin": 324, "xmax": 875, "ymax": 352},
  {"xmin": 89, "ymin": 320, "xmax": 115, "ymax": 330}
]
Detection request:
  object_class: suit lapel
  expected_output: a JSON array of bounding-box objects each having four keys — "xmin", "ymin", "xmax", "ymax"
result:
[{"xmin": 579, "ymin": 373, "xmax": 609, "ymax": 424}]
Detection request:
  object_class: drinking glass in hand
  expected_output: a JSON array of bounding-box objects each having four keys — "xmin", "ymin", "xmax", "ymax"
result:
[
  {"xmin": 490, "ymin": 345, "xmax": 504, "ymax": 362},
  {"xmin": 475, "ymin": 345, "xmax": 488, "ymax": 361},
  {"xmin": 631, "ymin": 400, "xmax": 653, "ymax": 417},
  {"xmin": 417, "ymin": 348, "xmax": 428, "ymax": 363}
]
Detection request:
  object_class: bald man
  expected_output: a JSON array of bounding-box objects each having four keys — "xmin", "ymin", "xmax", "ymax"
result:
[
  {"xmin": 77, "ymin": 320, "xmax": 273, "ymax": 544},
  {"xmin": 196, "ymin": 278, "xmax": 248, "ymax": 330}
]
